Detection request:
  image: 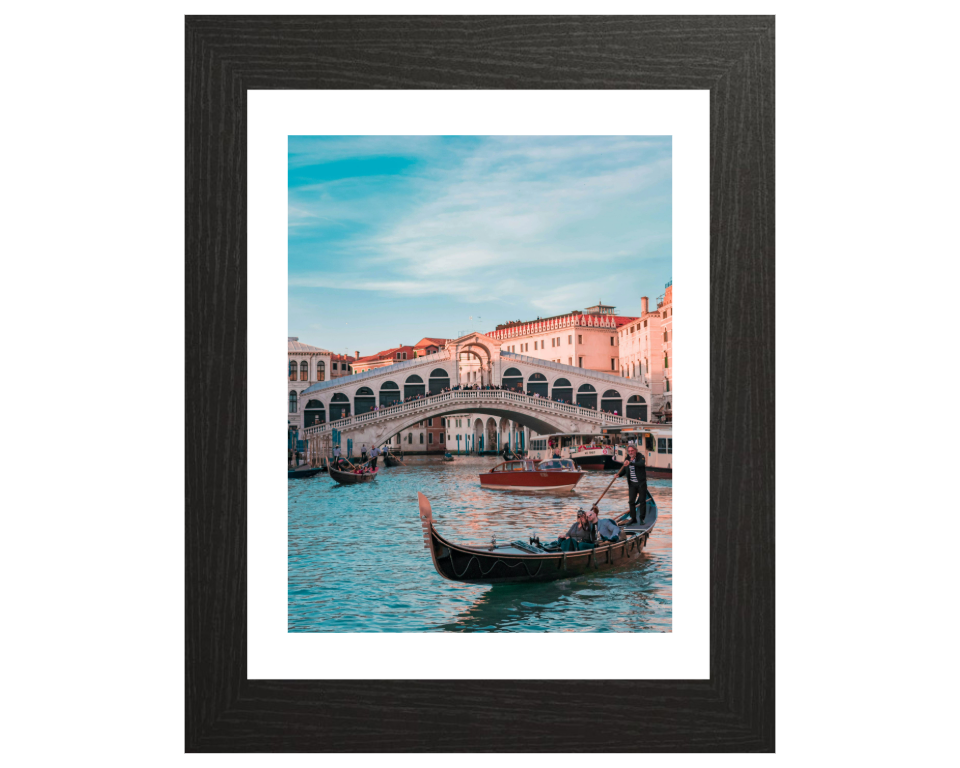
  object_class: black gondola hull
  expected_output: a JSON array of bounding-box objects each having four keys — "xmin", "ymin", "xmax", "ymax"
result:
[
  {"xmin": 417, "ymin": 491, "xmax": 657, "ymax": 585},
  {"xmin": 329, "ymin": 466, "xmax": 379, "ymax": 484},
  {"xmin": 288, "ymin": 466, "xmax": 323, "ymax": 479}
]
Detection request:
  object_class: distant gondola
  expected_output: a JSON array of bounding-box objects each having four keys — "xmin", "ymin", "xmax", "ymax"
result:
[
  {"xmin": 416, "ymin": 491, "xmax": 657, "ymax": 585},
  {"xmin": 329, "ymin": 465, "xmax": 379, "ymax": 484},
  {"xmin": 383, "ymin": 453, "xmax": 403, "ymax": 467},
  {"xmin": 442, "ymin": 452, "xmax": 455, "ymax": 462},
  {"xmin": 288, "ymin": 466, "xmax": 323, "ymax": 479}
]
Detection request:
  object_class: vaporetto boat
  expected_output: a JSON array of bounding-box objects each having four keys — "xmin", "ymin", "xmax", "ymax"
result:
[{"xmin": 528, "ymin": 425, "xmax": 672, "ymax": 477}]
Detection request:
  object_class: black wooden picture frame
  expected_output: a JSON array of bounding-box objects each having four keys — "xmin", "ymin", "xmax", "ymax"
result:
[{"xmin": 186, "ymin": 15, "xmax": 774, "ymax": 752}]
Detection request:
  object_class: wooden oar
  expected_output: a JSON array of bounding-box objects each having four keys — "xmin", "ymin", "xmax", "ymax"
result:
[{"xmin": 589, "ymin": 464, "xmax": 626, "ymax": 512}]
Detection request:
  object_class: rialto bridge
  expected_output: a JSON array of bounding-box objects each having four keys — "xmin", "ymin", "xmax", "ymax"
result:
[{"xmin": 298, "ymin": 332, "xmax": 656, "ymax": 453}]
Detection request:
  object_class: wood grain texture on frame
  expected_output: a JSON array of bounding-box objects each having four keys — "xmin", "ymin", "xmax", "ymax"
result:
[{"xmin": 185, "ymin": 15, "xmax": 774, "ymax": 752}]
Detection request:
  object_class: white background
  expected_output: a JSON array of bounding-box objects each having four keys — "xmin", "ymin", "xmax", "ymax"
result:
[
  {"xmin": 3, "ymin": 1, "xmax": 957, "ymax": 766},
  {"xmin": 248, "ymin": 90, "xmax": 709, "ymax": 679}
]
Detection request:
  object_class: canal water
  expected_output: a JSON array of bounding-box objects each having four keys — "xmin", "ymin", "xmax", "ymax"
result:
[{"xmin": 289, "ymin": 457, "xmax": 672, "ymax": 632}]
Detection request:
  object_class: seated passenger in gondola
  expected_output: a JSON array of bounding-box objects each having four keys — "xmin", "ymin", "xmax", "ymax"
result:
[{"xmin": 558, "ymin": 510, "xmax": 596, "ymax": 545}]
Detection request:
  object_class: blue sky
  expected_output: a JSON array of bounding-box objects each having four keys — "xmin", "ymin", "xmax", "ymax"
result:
[{"xmin": 289, "ymin": 136, "xmax": 672, "ymax": 357}]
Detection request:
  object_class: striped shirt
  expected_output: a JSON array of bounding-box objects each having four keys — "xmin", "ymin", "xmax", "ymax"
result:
[{"xmin": 628, "ymin": 461, "xmax": 638, "ymax": 483}]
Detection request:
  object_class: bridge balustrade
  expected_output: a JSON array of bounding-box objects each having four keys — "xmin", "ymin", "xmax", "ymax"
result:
[{"xmin": 302, "ymin": 387, "xmax": 643, "ymax": 437}]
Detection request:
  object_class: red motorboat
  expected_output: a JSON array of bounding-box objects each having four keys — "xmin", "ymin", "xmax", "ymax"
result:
[{"xmin": 478, "ymin": 458, "xmax": 584, "ymax": 492}]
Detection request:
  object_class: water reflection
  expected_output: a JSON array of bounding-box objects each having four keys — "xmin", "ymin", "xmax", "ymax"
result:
[{"xmin": 288, "ymin": 457, "xmax": 672, "ymax": 632}]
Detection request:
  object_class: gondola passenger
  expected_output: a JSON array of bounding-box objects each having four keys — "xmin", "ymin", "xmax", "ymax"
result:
[{"xmin": 558, "ymin": 510, "xmax": 595, "ymax": 545}]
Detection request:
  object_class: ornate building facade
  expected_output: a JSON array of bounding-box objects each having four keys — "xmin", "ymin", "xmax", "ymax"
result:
[{"xmin": 288, "ymin": 338, "xmax": 332, "ymax": 430}]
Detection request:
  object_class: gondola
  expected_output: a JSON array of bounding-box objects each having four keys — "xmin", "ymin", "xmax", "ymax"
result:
[
  {"xmin": 416, "ymin": 490, "xmax": 657, "ymax": 584},
  {"xmin": 442, "ymin": 452, "xmax": 455, "ymax": 462},
  {"xmin": 329, "ymin": 465, "xmax": 379, "ymax": 484},
  {"xmin": 383, "ymin": 452, "xmax": 403, "ymax": 467},
  {"xmin": 288, "ymin": 465, "xmax": 323, "ymax": 479}
]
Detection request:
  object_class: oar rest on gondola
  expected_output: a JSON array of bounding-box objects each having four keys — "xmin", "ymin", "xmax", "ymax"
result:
[{"xmin": 416, "ymin": 491, "xmax": 657, "ymax": 585}]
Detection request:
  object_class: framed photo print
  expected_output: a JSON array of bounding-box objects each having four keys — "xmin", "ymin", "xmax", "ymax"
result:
[{"xmin": 186, "ymin": 14, "xmax": 774, "ymax": 752}]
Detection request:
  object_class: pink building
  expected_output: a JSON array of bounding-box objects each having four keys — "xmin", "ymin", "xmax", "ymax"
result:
[
  {"xmin": 486, "ymin": 302, "xmax": 636, "ymax": 374},
  {"xmin": 330, "ymin": 353, "xmax": 356, "ymax": 378},
  {"xmin": 618, "ymin": 282, "xmax": 672, "ymax": 421}
]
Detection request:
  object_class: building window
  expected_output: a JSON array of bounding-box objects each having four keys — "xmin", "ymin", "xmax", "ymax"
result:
[
  {"xmin": 568, "ymin": 357, "xmax": 572, "ymax": 365},
  {"xmin": 665, "ymin": 378, "xmax": 670, "ymax": 392},
  {"xmin": 578, "ymin": 335, "xmax": 583, "ymax": 344},
  {"xmin": 289, "ymin": 361, "xmax": 297, "ymax": 381},
  {"xmin": 300, "ymin": 360, "xmax": 308, "ymax": 381},
  {"xmin": 289, "ymin": 391, "xmax": 297, "ymax": 414},
  {"xmin": 440, "ymin": 433, "xmax": 444, "ymax": 443},
  {"xmin": 578, "ymin": 357, "xmax": 583, "ymax": 368},
  {"xmin": 664, "ymin": 330, "xmax": 668, "ymax": 342},
  {"xmin": 611, "ymin": 359, "xmax": 616, "ymax": 371},
  {"xmin": 643, "ymin": 320, "xmax": 647, "ymax": 328},
  {"xmin": 429, "ymin": 433, "xmax": 433, "ymax": 444},
  {"xmin": 568, "ymin": 335, "xmax": 572, "ymax": 344},
  {"xmin": 332, "ymin": 362, "xmax": 338, "ymax": 371},
  {"xmin": 664, "ymin": 353, "xmax": 669, "ymax": 369},
  {"xmin": 610, "ymin": 337, "xmax": 615, "ymax": 346},
  {"xmin": 408, "ymin": 432, "xmax": 413, "ymax": 444},
  {"xmin": 317, "ymin": 360, "xmax": 325, "ymax": 381},
  {"xmin": 420, "ymin": 433, "xmax": 424, "ymax": 444},
  {"xmin": 428, "ymin": 418, "xmax": 433, "ymax": 427}
]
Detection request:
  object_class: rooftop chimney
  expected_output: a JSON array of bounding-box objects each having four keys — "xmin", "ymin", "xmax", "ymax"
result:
[
  {"xmin": 355, "ymin": 350, "xmax": 359, "ymax": 359},
  {"xmin": 641, "ymin": 297, "xmax": 649, "ymax": 314},
  {"xmin": 288, "ymin": 336, "xmax": 298, "ymax": 342}
]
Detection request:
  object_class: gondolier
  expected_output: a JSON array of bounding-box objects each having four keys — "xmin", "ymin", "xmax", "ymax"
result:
[
  {"xmin": 369, "ymin": 445, "xmax": 379, "ymax": 469},
  {"xmin": 361, "ymin": 444, "xmax": 368, "ymax": 462},
  {"xmin": 619, "ymin": 443, "xmax": 648, "ymax": 525}
]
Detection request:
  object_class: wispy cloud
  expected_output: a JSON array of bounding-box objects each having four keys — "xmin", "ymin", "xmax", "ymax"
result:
[{"xmin": 288, "ymin": 136, "xmax": 671, "ymax": 347}]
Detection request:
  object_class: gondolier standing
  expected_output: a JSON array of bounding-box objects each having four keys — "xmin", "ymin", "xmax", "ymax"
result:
[
  {"xmin": 361, "ymin": 444, "xmax": 368, "ymax": 462},
  {"xmin": 333, "ymin": 443, "xmax": 342, "ymax": 469},
  {"xmin": 619, "ymin": 443, "xmax": 648, "ymax": 525},
  {"xmin": 369, "ymin": 445, "xmax": 379, "ymax": 469}
]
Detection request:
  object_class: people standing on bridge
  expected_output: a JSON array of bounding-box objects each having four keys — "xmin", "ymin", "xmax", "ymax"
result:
[{"xmin": 618, "ymin": 443, "xmax": 648, "ymax": 525}]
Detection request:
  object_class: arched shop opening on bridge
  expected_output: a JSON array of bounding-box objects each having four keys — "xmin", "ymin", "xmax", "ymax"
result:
[
  {"xmin": 428, "ymin": 368, "xmax": 450, "ymax": 394},
  {"xmin": 330, "ymin": 392, "xmax": 350, "ymax": 420},
  {"xmin": 485, "ymin": 418, "xmax": 498, "ymax": 453},
  {"xmin": 627, "ymin": 394, "xmax": 647, "ymax": 421},
  {"xmin": 379, "ymin": 381, "xmax": 400, "ymax": 408},
  {"xmin": 355, "ymin": 386, "xmax": 376, "ymax": 415},
  {"xmin": 502, "ymin": 367, "xmax": 523, "ymax": 391},
  {"xmin": 601, "ymin": 389, "xmax": 622, "ymax": 415},
  {"xmin": 552, "ymin": 378, "xmax": 573, "ymax": 403},
  {"xmin": 304, "ymin": 399, "xmax": 325, "ymax": 427},
  {"xmin": 527, "ymin": 372, "xmax": 548, "ymax": 397},
  {"xmin": 577, "ymin": 383, "xmax": 597, "ymax": 409},
  {"xmin": 404, "ymin": 374, "xmax": 425, "ymax": 400}
]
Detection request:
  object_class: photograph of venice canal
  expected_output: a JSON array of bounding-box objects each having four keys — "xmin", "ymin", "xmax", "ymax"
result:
[{"xmin": 288, "ymin": 136, "xmax": 673, "ymax": 632}]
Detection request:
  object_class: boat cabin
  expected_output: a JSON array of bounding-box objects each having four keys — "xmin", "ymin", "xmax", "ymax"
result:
[
  {"xmin": 535, "ymin": 458, "xmax": 579, "ymax": 471},
  {"xmin": 490, "ymin": 460, "xmax": 538, "ymax": 472}
]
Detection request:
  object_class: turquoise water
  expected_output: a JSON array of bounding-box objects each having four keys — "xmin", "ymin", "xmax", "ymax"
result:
[{"xmin": 288, "ymin": 457, "xmax": 672, "ymax": 632}]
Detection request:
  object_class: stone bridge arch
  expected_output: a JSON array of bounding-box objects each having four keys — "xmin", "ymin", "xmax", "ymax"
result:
[{"xmin": 365, "ymin": 403, "xmax": 567, "ymax": 449}]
